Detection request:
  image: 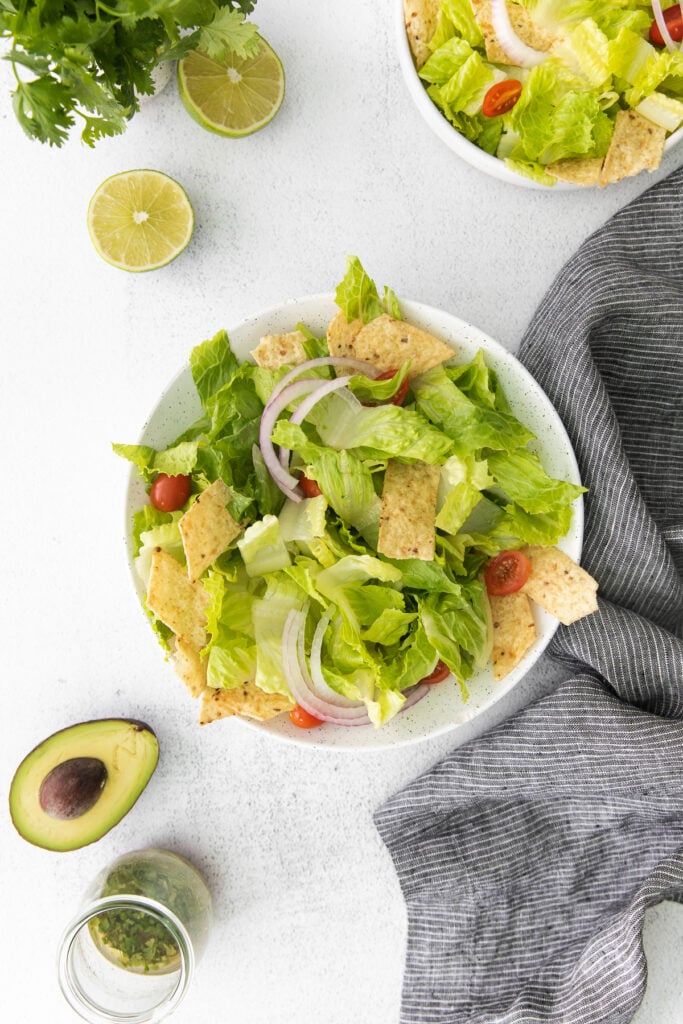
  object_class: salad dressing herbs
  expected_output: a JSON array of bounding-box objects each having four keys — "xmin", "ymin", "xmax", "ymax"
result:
[{"xmin": 89, "ymin": 851, "xmax": 212, "ymax": 974}]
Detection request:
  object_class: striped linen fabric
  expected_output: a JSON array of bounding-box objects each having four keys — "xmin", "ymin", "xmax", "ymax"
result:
[{"xmin": 374, "ymin": 166, "xmax": 683, "ymax": 1024}]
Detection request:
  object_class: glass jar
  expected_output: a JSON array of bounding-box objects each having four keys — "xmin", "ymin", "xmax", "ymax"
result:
[{"xmin": 58, "ymin": 849, "xmax": 212, "ymax": 1024}]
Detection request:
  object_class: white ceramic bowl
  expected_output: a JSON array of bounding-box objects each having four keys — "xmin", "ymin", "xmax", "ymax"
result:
[
  {"xmin": 125, "ymin": 294, "xmax": 583, "ymax": 750},
  {"xmin": 395, "ymin": 0, "xmax": 683, "ymax": 191}
]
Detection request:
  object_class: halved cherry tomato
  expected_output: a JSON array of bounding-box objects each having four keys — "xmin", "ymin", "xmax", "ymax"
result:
[
  {"xmin": 484, "ymin": 550, "xmax": 531, "ymax": 596},
  {"xmin": 362, "ymin": 369, "xmax": 410, "ymax": 407},
  {"xmin": 650, "ymin": 5, "xmax": 683, "ymax": 45},
  {"xmin": 289, "ymin": 705, "xmax": 323, "ymax": 728},
  {"xmin": 420, "ymin": 659, "xmax": 451, "ymax": 685},
  {"xmin": 299, "ymin": 474, "xmax": 322, "ymax": 497},
  {"xmin": 150, "ymin": 473, "xmax": 191, "ymax": 512},
  {"xmin": 482, "ymin": 79, "xmax": 523, "ymax": 118}
]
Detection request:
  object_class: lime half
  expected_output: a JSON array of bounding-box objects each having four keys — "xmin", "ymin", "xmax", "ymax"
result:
[
  {"xmin": 178, "ymin": 35, "xmax": 285, "ymax": 138},
  {"xmin": 87, "ymin": 170, "xmax": 194, "ymax": 272}
]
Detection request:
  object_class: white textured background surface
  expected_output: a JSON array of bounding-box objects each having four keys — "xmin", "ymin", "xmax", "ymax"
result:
[{"xmin": 1, "ymin": 2, "xmax": 682, "ymax": 1022}]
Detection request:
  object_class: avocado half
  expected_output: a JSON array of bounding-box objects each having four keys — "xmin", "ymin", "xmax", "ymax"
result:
[{"xmin": 9, "ymin": 719, "xmax": 159, "ymax": 852}]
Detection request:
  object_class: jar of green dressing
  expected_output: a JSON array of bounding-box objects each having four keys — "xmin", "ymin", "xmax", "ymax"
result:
[{"xmin": 58, "ymin": 849, "xmax": 212, "ymax": 1023}]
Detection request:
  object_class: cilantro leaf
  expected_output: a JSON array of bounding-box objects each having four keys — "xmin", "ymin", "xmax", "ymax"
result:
[
  {"xmin": 12, "ymin": 77, "xmax": 74, "ymax": 145},
  {"xmin": 197, "ymin": 7, "xmax": 259, "ymax": 61}
]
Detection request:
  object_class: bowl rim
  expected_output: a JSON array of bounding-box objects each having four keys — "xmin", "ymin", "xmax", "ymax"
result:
[
  {"xmin": 394, "ymin": 0, "xmax": 683, "ymax": 192},
  {"xmin": 124, "ymin": 292, "xmax": 584, "ymax": 752}
]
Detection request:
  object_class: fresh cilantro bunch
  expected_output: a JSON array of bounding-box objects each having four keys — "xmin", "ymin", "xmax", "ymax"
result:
[{"xmin": 1, "ymin": 0, "xmax": 259, "ymax": 146}]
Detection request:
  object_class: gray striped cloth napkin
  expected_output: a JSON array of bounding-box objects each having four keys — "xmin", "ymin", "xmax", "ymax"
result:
[{"xmin": 374, "ymin": 167, "xmax": 683, "ymax": 1024}]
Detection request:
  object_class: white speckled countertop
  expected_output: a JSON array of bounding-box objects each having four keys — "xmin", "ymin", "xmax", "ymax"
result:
[{"xmin": 1, "ymin": 2, "xmax": 682, "ymax": 1022}]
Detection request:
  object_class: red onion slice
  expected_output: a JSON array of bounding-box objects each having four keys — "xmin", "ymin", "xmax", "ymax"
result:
[
  {"xmin": 309, "ymin": 609, "xmax": 363, "ymax": 707},
  {"xmin": 399, "ymin": 684, "xmax": 430, "ymax": 712},
  {"xmin": 282, "ymin": 610, "xmax": 371, "ymax": 725},
  {"xmin": 261, "ymin": 359, "xmax": 379, "ymax": 495},
  {"xmin": 651, "ymin": 0, "xmax": 677, "ymax": 50},
  {"xmin": 259, "ymin": 378, "xmax": 326, "ymax": 501},
  {"xmin": 277, "ymin": 375, "xmax": 354, "ymax": 472},
  {"xmin": 490, "ymin": 0, "xmax": 546, "ymax": 67},
  {"xmin": 271, "ymin": 356, "xmax": 379, "ymax": 402}
]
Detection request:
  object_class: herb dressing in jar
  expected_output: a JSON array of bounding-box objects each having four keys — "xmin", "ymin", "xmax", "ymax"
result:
[{"xmin": 58, "ymin": 849, "xmax": 212, "ymax": 1024}]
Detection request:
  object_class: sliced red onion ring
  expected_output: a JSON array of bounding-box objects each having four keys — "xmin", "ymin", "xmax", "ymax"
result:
[
  {"xmin": 271, "ymin": 356, "xmax": 379, "ymax": 402},
  {"xmin": 282, "ymin": 610, "xmax": 371, "ymax": 725},
  {"xmin": 490, "ymin": 0, "xmax": 546, "ymax": 67},
  {"xmin": 277, "ymin": 375, "xmax": 354, "ymax": 472},
  {"xmin": 651, "ymin": 0, "xmax": 677, "ymax": 50},
  {"xmin": 399, "ymin": 684, "xmax": 430, "ymax": 712},
  {"xmin": 309, "ymin": 608, "xmax": 363, "ymax": 707},
  {"xmin": 259, "ymin": 379, "xmax": 326, "ymax": 501},
  {"xmin": 262, "ymin": 360, "xmax": 379, "ymax": 495}
]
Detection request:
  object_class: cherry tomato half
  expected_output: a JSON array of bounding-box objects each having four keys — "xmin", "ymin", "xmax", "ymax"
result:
[
  {"xmin": 363, "ymin": 369, "xmax": 410, "ymax": 407},
  {"xmin": 150, "ymin": 473, "xmax": 191, "ymax": 512},
  {"xmin": 650, "ymin": 5, "xmax": 683, "ymax": 45},
  {"xmin": 299, "ymin": 474, "xmax": 322, "ymax": 497},
  {"xmin": 484, "ymin": 550, "xmax": 531, "ymax": 596},
  {"xmin": 420, "ymin": 660, "xmax": 451, "ymax": 685},
  {"xmin": 482, "ymin": 79, "xmax": 523, "ymax": 118},
  {"xmin": 290, "ymin": 705, "xmax": 323, "ymax": 728}
]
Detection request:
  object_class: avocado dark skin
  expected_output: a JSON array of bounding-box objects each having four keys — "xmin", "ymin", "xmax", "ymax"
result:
[{"xmin": 9, "ymin": 719, "xmax": 159, "ymax": 852}]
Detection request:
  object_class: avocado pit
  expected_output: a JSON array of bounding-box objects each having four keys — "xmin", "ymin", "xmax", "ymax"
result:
[{"xmin": 39, "ymin": 757, "xmax": 108, "ymax": 820}]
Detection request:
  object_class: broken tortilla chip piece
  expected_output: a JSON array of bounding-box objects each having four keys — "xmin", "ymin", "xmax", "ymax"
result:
[
  {"xmin": 521, "ymin": 546, "xmax": 598, "ymax": 625},
  {"xmin": 404, "ymin": 0, "xmax": 440, "ymax": 69},
  {"xmin": 378, "ymin": 460, "xmax": 441, "ymax": 560},
  {"xmin": 332, "ymin": 313, "xmax": 454, "ymax": 379},
  {"xmin": 171, "ymin": 637, "xmax": 207, "ymax": 699},
  {"xmin": 598, "ymin": 110, "xmax": 666, "ymax": 187},
  {"xmin": 179, "ymin": 478, "xmax": 243, "ymax": 583},
  {"xmin": 251, "ymin": 330, "xmax": 308, "ymax": 370},
  {"xmin": 489, "ymin": 591, "xmax": 537, "ymax": 681},
  {"xmin": 547, "ymin": 156, "xmax": 603, "ymax": 187},
  {"xmin": 147, "ymin": 548, "xmax": 209, "ymax": 649},
  {"xmin": 472, "ymin": 0, "xmax": 555, "ymax": 64},
  {"xmin": 198, "ymin": 682, "xmax": 294, "ymax": 725},
  {"xmin": 326, "ymin": 310, "xmax": 363, "ymax": 362}
]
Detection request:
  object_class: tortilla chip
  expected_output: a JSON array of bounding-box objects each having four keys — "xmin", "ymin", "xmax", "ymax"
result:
[
  {"xmin": 251, "ymin": 330, "xmax": 308, "ymax": 370},
  {"xmin": 172, "ymin": 637, "xmax": 207, "ymax": 699},
  {"xmin": 198, "ymin": 682, "xmax": 294, "ymax": 725},
  {"xmin": 179, "ymin": 478, "xmax": 242, "ymax": 583},
  {"xmin": 546, "ymin": 156, "xmax": 603, "ymax": 186},
  {"xmin": 472, "ymin": 1, "xmax": 555, "ymax": 64},
  {"xmin": 489, "ymin": 591, "xmax": 537, "ymax": 681},
  {"xmin": 147, "ymin": 548, "xmax": 208, "ymax": 649},
  {"xmin": 598, "ymin": 110, "xmax": 666, "ymax": 187},
  {"xmin": 521, "ymin": 546, "xmax": 598, "ymax": 625},
  {"xmin": 377, "ymin": 460, "xmax": 441, "ymax": 560},
  {"xmin": 331, "ymin": 313, "xmax": 454, "ymax": 379},
  {"xmin": 326, "ymin": 310, "xmax": 363, "ymax": 361},
  {"xmin": 404, "ymin": 0, "xmax": 440, "ymax": 69}
]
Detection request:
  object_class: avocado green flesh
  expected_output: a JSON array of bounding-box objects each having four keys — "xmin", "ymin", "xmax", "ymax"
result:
[{"xmin": 9, "ymin": 719, "xmax": 159, "ymax": 852}]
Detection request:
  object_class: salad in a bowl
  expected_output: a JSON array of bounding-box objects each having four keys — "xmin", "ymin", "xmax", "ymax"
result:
[
  {"xmin": 403, "ymin": 0, "xmax": 683, "ymax": 186},
  {"xmin": 116, "ymin": 258, "xmax": 597, "ymax": 732}
]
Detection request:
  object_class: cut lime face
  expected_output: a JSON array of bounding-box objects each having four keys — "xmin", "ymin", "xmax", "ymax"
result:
[
  {"xmin": 178, "ymin": 35, "xmax": 285, "ymax": 138},
  {"xmin": 87, "ymin": 170, "xmax": 194, "ymax": 272}
]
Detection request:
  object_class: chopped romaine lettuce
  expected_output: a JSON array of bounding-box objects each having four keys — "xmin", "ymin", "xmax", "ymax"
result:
[{"xmin": 118, "ymin": 259, "xmax": 584, "ymax": 727}]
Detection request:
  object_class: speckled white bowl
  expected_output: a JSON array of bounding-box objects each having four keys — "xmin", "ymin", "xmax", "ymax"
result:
[
  {"xmin": 395, "ymin": 0, "xmax": 683, "ymax": 191},
  {"xmin": 125, "ymin": 295, "xmax": 583, "ymax": 750}
]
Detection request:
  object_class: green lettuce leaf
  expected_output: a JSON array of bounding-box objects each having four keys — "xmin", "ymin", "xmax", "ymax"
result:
[
  {"xmin": 334, "ymin": 256, "xmax": 403, "ymax": 323},
  {"xmin": 237, "ymin": 515, "xmax": 291, "ymax": 577},
  {"xmin": 190, "ymin": 329, "xmax": 240, "ymax": 410},
  {"xmin": 487, "ymin": 449, "xmax": 586, "ymax": 513},
  {"xmin": 412, "ymin": 365, "xmax": 534, "ymax": 454}
]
